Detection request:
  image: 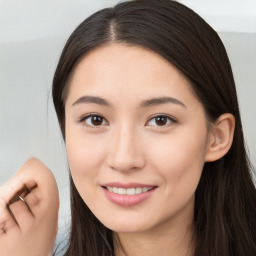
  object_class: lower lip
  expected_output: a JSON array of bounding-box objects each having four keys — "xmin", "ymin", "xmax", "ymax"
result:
[{"xmin": 102, "ymin": 187, "xmax": 156, "ymax": 207}]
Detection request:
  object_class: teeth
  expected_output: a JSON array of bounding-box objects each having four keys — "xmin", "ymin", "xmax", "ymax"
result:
[
  {"xmin": 127, "ymin": 188, "xmax": 135, "ymax": 195},
  {"xmin": 118, "ymin": 188, "xmax": 126, "ymax": 195},
  {"xmin": 106, "ymin": 186, "xmax": 152, "ymax": 195},
  {"xmin": 136, "ymin": 187, "xmax": 142, "ymax": 194},
  {"xmin": 142, "ymin": 187, "xmax": 148, "ymax": 193}
]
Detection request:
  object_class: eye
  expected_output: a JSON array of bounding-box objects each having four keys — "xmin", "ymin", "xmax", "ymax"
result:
[
  {"xmin": 146, "ymin": 115, "xmax": 176, "ymax": 127},
  {"xmin": 80, "ymin": 114, "xmax": 108, "ymax": 127}
]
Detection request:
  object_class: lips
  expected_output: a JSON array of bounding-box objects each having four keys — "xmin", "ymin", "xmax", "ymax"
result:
[
  {"xmin": 106, "ymin": 186, "xmax": 153, "ymax": 195},
  {"xmin": 101, "ymin": 183, "xmax": 157, "ymax": 207}
]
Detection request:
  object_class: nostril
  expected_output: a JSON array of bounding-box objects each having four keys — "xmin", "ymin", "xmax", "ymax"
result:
[{"xmin": 108, "ymin": 154, "xmax": 146, "ymax": 172}]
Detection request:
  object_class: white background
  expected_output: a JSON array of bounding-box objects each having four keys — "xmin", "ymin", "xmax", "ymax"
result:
[{"xmin": 1, "ymin": 0, "xmax": 256, "ymax": 246}]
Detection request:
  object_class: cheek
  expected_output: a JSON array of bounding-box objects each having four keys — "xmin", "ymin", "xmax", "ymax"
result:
[
  {"xmin": 148, "ymin": 132, "xmax": 207, "ymax": 218},
  {"xmin": 148, "ymin": 130, "xmax": 207, "ymax": 186},
  {"xmin": 65, "ymin": 125, "xmax": 108, "ymax": 201},
  {"xmin": 65, "ymin": 132, "xmax": 105, "ymax": 207},
  {"xmin": 65, "ymin": 127, "xmax": 105, "ymax": 172}
]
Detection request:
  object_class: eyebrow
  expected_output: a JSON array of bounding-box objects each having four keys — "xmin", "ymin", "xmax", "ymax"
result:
[
  {"xmin": 72, "ymin": 95, "xmax": 111, "ymax": 107},
  {"xmin": 140, "ymin": 97, "xmax": 186, "ymax": 108},
  {"xmin": 72, "ymin": 95, "xmax": 186, "ymax": 109}
]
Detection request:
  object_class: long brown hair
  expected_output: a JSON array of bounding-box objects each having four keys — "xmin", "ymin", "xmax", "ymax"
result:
[{"xmin": 52, "ymin": 0, "xmax": 256, "ymax": 255}]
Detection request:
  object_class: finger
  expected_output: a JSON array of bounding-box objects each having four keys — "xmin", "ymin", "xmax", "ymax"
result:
[
  {"xmin": 0, "ymin": 173, "xmax": 36, "ymax": 206},
  {"xmin": 0, "ymin": 158, "xmax": 58, "ymax": 234},
  {"xmin": 17, "ymin": 158, "xmax": 59, "ymax": 216},
  {"xmin": 21, "ymin": 191, "xmax": 39, "ymax": 215},
  {"xmin": 0, "ymin": 158, "xmax": 58, "ymax": 213},
  {"xmin": 8, "ymin": 197, "xmax": 34, "ymax": 232},
  {"xmin": 0, "ymin": 198, "xmax": 19, "ymax": 236},
  {"xmin": 0, "ymin": 226, "xmax": 6, "ymax": 236}
]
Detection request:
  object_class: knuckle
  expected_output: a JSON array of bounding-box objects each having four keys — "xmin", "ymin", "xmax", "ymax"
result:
[
  {"xmin": 0, "ymin": 209, "xmax": 9, "ymax": 224},
  {"xmin": 24, "ymin": 192, "xmax": 39, "ymax": 208}
]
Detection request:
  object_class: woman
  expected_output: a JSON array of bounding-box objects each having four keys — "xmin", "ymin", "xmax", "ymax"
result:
[{"xmin": 1, "ymin": 0, "xmax": 255, "ymax": 255}]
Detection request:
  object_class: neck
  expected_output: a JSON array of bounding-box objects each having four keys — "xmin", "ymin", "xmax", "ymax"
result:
[{"xmin": 114, "ymin": 217, "xmax": 195, "ymax": 256}]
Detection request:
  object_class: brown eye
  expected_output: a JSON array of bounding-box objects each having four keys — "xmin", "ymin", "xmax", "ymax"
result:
[
  {"xmin": 155, "ymin": 116, "xmax": 168, "ymax": 126},
  {"xmin": 84, "ymin": 115, "xmax": 107, "ymax": 127},
  {"xmin": 147, "ymin": 115, "xmax": 175, "ymax": 127},
  {"xmin": 91, "ymin": 116, "xmax": 103, "ymax": 126}
]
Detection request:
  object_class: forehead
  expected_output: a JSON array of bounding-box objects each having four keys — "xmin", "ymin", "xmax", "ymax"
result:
[{"xmin": 65, "ymin": 43, "xmax": 197, "ymax": 107}]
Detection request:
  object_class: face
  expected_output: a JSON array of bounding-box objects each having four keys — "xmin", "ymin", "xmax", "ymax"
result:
[{"xmin": 65, "ymin": 44, "xmax": 211, "ymax": 234}]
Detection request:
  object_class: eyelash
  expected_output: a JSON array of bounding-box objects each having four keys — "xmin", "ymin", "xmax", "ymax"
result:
[
  {"xmin": 78, "ymin": 113, "xmax": 108, "ymax": 127},
  {"xmin": 78, "ymin": 113, "xmax": 177, "ymax": 128},
  {"xmin": 146, "ymin": 114, "xmax": 177, "ymax": 127}
]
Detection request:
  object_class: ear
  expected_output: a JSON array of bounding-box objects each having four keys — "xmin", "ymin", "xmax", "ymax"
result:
[{"xmin": 205, "ymin": 113, "xmax": 235, "ymax": 162}]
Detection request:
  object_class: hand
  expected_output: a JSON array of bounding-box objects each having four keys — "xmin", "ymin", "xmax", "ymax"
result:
[{"xmin": 0, "ymin": 158, "xmax": 59, "ymax": 256}]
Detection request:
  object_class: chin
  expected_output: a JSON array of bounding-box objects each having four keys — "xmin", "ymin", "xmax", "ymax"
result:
[{"xmin": 100, "ymin": 218, "xmax": 152, "ymax": 234}]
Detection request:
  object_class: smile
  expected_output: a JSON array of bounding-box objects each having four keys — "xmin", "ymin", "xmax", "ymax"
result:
[
  {"xmin": 105, "ymin": 187, "xmax": 153, "ymax": 195},
  {"xmin": 102, "ymin": 183, "xmax": 157, "ymax": 207}
]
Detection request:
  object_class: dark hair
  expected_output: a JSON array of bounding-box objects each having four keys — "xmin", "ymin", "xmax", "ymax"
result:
[{"xmin": 52, "ymin": 0, "xmax": 256, "ymax": 255}]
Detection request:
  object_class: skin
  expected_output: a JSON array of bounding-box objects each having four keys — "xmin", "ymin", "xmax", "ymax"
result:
[
  {"xmin": 65, "ymin": 43, "xmax": 231, "ymax": 256},
  {"xmin": 0, "ymin": 158, "xmax": 59, "ymax": 256},
  {"xmin": 0, "ymin": 43, "xmax": 235, "ymax": 256}
]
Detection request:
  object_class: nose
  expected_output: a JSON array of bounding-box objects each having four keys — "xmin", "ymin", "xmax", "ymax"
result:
[{"xmin": 107, "ymin": 125, "xmax": 146, "ymax": 172}]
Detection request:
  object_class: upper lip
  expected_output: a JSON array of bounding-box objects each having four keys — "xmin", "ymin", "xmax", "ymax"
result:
[{"xmin": 101, "ymin": 182, "xmax": 157, "ymax": 189}]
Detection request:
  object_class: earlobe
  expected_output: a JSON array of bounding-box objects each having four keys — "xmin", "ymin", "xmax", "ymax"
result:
[{"xmin": 205, "ymin": 113, "xmax": 235, "ymax": 162}]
